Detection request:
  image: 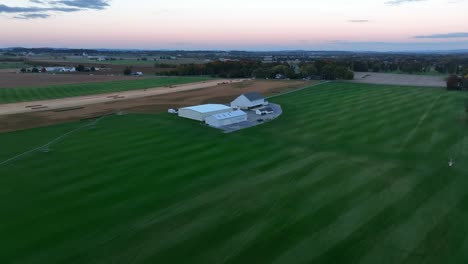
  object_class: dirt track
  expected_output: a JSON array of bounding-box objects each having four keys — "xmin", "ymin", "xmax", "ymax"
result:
[
  {"xmin": 0, "ymin": 79, "xmax": 246, "ymax": 115},
  {"xmin": 0, "ymin": 80, "xmax": 309, "ymax": 132},
  {"xmin": 352, "ymin": 72, "xmax": 445, "ymax": 87}
]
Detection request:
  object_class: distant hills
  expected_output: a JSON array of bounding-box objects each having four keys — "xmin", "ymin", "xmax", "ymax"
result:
[{"xmin": 1, "ymin": 47, "xmax": 468, "ymax": 55}]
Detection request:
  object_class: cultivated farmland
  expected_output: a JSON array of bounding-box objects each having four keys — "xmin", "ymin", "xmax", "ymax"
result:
[
  {"xmin": 0, "ymin": 72, "xmax": 147, "ymax": 88},
  {"xmin": 1, "ymin": 82, "xmax": 468, "ymax": 263},
  {"xmin": 0, "ymin": 76, "xmax": 211, "ymax": 103}
]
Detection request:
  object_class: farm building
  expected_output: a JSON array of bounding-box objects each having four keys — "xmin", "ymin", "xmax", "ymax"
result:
[
  {"xmin": 231, "ymin": 92, "xmax": 267, "ymax": 109},
  {"xmin": 205, "ymin": 110, "xmax": 247, "ymax": 128},
  {"xmin": 256, "ymin": 107, "xmax": 274, "ymax": 115},
  {"xmin": 178, "ymin": 104, "xmax": 232, "ymax": 121},
  {"xmin": 45, "ymin": 67, "xmax": 76, "ymax": 73}
]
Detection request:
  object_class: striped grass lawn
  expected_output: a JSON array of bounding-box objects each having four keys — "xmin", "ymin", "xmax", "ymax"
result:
[
  {"xmin": 0, "ymin": 77, "xmax": 211, "ymax": 104},
  {"xmin": 1, "ymin": 82, "xmax": 468, "ymax": 263},
  {"xmin": 0, "ymin": 62, "xmax": 31, "ymax": 69}
]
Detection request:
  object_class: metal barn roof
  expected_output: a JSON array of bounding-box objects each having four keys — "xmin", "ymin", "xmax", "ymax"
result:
[
  {"xmin": 209, "ymin": 110, "xmax": 246, "ymax": 120},
  {"xmin": 243, "ymin": 92, "xmax": 265, "ymax": 101},
  {"xmin": 181, "ymin": 104, "xmax": 231, "ymax": 113}
]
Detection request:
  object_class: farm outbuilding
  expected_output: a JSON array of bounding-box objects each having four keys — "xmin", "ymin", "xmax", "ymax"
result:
[
  {"xmin": 231, "ymin": 92, "xmax": 267, "ymax": 109},
  {"xmin": 178, "ymin": 104, "xmax": 232, "ymax": 121},
  {"xmin": 205, "ymin": 110, "xmax": 247, "ymax": 128}
]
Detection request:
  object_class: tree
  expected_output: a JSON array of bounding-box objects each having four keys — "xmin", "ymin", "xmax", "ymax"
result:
[
  {"xmin": 252, "ymin": 68, "xmax": 269, "ymax": 79},
  {"xmin": 372, "ymin": 64, "xmax": 381, "ymax": 72},
  {"xmin": 75, "ymin": 65, "xmax": 85, "ymax": 72},
  {"xmin": 300, "ymin": 64, "xmax": 318, "ymax": 77},
  {"xmin": 446, "ymin": 75, "xmax": 461, "ymax": 90},
  {"xmin": 271, "ymin": 65, "xmax": 293, "ymax": 78},
  {"xmin": 447, "ymin": 62, "xmax": 458, "ymax": 74},
  {"xmin": 321, "ymin": 65, "xmax": 337, "ymax": 80},
  {"xmin": 123, "ymin": 67, "xmax": 132, "ymax": 75},
  {"xmin": 336, "ymin": 67, "xmax": 354, "ymax": 80},
  {"xmin": 314, "ymin": 60, "xmax": 329, "ymax": 74},
  {"xmin": 462, "ymin": 68, "xmax": 468, "ymax": 79},
  {"xmin": 463, "ymin": 78, "xmax": 468, "ymax": 90},
  {"xmin": 352, "ymin": 61, "xmax": 369, "ymax": 72}
]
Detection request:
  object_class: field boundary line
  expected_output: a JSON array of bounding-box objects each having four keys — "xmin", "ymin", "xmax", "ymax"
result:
[
  {"xmin": 267, "ymin": 81, "xmax": 330, "ymax": 99},
  {"xmin": 0, "ymin": 113, "xmax": 113, "ymax": 167}
]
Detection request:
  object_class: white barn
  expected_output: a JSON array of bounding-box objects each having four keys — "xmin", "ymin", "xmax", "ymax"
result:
[
  {"xmin": 178, "ymin": 104, "xmax": 232, "ymax": 121},
  {"xmin": 45, "ymin": 67, "xmax": 76, "ymax": 73},
  {"xmin": 231, "ymin": 92, "xmax": 267, "ymax": 109},
  {"xmin": 205, "ymin": 110, "xmax": 247, "ymax": 128}
]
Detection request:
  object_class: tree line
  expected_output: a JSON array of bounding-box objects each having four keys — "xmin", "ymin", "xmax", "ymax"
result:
[
  {"xmin": 347, "ymin": 57, "xmax": 468, "ymax": 75},
  {"xmin": 156, "ymin": 60, "xmax": 354, "ymax": 80}
]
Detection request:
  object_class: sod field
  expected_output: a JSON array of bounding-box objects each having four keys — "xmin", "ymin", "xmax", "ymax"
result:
[
  {"xmin": 0, "ymin": 62, "xmax": 31, "ymax": 69},
  {"xmin": 1, "ymin": 82, "xmax": 468, "ymax": 263},
  {"xmin": 0, "ymin": 77, "xmax": 210, "ymax": 103}
]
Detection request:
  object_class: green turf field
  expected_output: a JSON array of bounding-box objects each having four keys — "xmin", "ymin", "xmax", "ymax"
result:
[
  {"xmin": 0, "ymin": 77, "xmax": 211, "ymax": 103},
  {"xmin": 0, "ymin": 62, "xmax": 31, "ymax": 69},
  {"xmin": 1, "ymin": 82, "xmax": 468, "ymax": 263}
]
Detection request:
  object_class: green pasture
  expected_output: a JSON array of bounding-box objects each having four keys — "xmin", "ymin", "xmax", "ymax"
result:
[
  {"xmin": 0, "ymin": 77, "xmax": 211, "ymax": 103},
  {"xmin": 0, "ymin": 62, "xmax": 31, "ymax": 69},
  {"xmin": 1, "ymin": 82, "xmax": 468, "ymax": 263}
]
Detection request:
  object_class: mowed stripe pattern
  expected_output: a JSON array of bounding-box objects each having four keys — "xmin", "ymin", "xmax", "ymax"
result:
[
  {"xmin": 0, "ymin": 82, "xmax": 468, "ymax": 263},
  {"xmin": 0, "ymin": 77, "xmax": 210, "ymax": 103}
]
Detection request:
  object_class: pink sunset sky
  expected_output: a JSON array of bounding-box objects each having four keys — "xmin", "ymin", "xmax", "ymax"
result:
[{"xmin": 1, "ymin": 0, "xmax": 468, "ymax": 51}]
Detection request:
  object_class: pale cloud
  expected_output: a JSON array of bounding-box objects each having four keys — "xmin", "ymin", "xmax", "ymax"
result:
[
  {"xmin": 385, "ymin": 0, "xmax": 427, "ymax": 5},
  {"xmin": 0, "ymin": 0, "xmax": 111, "ymax": 19},
  {"xmin": 414, "ymin": 32, "xmax": 468, "ymax": 38},
  {"xmin": 14, "ymin": 13, "xmax": 51, "ymax": 19},
  {"xmin": 348, "ymin": 20, "xmax": 370, "ymax": 23}
]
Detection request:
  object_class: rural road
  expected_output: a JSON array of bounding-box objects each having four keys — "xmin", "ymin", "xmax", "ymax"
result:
[{"xmin": 0, "ymin": 79, "xmax": 248, "ymax": 115}]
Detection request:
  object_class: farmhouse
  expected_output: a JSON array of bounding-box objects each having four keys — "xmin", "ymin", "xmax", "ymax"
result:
[
  {"xmin": 205, "ymin": 110, "xmax": 247, "ymax": 128},
  {"xmin": 231, "ymin": 92, "xmax": 267, "ymax": 109},
  {"xmin": 178, "ymin": 104, "xmax": 232, "ymax": 121}
]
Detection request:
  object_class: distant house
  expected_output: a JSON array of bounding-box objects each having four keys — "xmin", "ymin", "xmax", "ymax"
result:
[
  {"xmin": 87, "ymin": 56, "xmax": 107, "ymax": 61},
  {"xmin": 304, "ymin": 75, "xmax": 322, "ymax": 81},
  {"xmin": 263, "ymin": 56, "xmax": 274, "ymax": 63},
  {"xmin": 231, "ymin": 92, "xmax": 267, "ymax": 109},
  {"xmin": 275, "ymin": 74, "xmax": 285, "ymax": 79}
]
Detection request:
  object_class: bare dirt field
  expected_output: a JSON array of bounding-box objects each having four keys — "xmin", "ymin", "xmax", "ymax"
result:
[
  {"xmin": 0, "ymin": 80, "xmax": 310, "ymax": 132},
  {"xmin": 352, "ymin": 72, "xmax": 446, "ymax": 87},
  {"xmin": 0, "ymin": 72, "xmax": 146, "ymax": 88}
]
